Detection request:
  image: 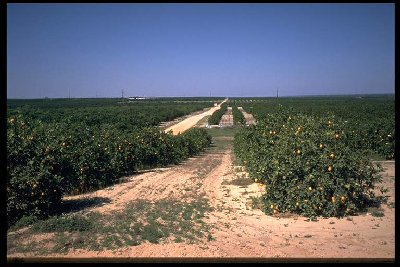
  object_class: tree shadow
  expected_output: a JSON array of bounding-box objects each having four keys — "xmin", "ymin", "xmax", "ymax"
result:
[{"xmin": 60, "ymin": 197, "xmax": 112, "ymax": 214}]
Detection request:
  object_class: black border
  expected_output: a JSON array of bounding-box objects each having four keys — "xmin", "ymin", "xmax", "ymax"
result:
[{"xmin": 3, "ymin": 1, "xmax": 398, "ymax": 265}]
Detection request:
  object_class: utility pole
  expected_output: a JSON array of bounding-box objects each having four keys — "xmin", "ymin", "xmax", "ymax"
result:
[
  {"xmin": 69, "ymin": 89, "xmax": 70, "ymax": 99},
  {"xmin": 276, "ymin": 88, "xmax": 279, "ymax": 98},
  {"xmin": 121, "ymin": 89, "xmax": 124, "ymax": 99}
]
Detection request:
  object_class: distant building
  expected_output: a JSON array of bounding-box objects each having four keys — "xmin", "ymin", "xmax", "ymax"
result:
[{"xmin": 128, "ymin": 96, "xmax": 147, "ymax": 100}]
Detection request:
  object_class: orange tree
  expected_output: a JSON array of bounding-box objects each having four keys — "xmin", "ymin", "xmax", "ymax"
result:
[
  {"xmin": 237, "ymin": 96, "xmax": 395, "ymax": 160},
  {"xmin": 208, "ymin": 103, "xmax": 228, "ymax": 125},
  {"xmin": 7, "ymin": 115, "xmax": 212, "ymax": 228},
  {"xmin": 232, "ymin": 105, "xmax": 245, "ymax": 125},
  {"xmin": 234, "ymin": 109, "xmax": 384, "ymax": 219}
]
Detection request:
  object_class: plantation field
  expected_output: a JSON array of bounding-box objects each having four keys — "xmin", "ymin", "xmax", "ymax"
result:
[
  {"xmin": 7, "ymin": 95, "xmax": 395, "ymax": 261},
  {"xmin": 165, "ymin": 98, "xmax": 228, "ymax": 135},
  {"xmin": 7, "ymin": 97, "xmax": 224, "ymax": 228},
  {"xmin": 232, "ymin": 95, "xmax": 394, "ymax": 219},
  {"xmin": 232, "ymin": 94, "xmax": 395, "ymax": 160}
]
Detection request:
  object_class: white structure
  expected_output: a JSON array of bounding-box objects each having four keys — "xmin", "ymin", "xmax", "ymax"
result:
[{"xmin": 128, "ymin": 96, "xmax": 147, "ymax": 100}]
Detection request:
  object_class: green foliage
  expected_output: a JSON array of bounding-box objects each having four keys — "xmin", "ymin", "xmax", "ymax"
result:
[
  {"xmin": 368, "ymin": 207, "xmax": 385, "ymax": 217},
  {"xmin": 11, "ymin": 215, "xmax": 39, "ymax": 230},
  {"xmin": 8, "ymin": 198, "xmax": 213, "ymax": 254},
  {"xmin": 208, "ymin": 103, "xmax": 228, "ymax": 125},
  {"xmin": 236, "ymin": 95, "xmax": 395, "ymax": 160},
  {"xmin": 179, "ymin": 127, "xmax": 212, "ymax": 157},
  {"xmin": 7, "ymin": 100, "xmax": 214, "ymax": 228},
  {"xmin": 31, "ymin": 214, "xmax": 95, "ymax": 232},
  {"xmin": 232, "ymin": 106, "xmax": 245, "ymax": 125},
  {"xmin": 7, "ymin": 98, "xmax": 218, "ymax": 131},
  {"xmin": 234, "ymin": 110, "xmax": 384, "ymax": 219}
]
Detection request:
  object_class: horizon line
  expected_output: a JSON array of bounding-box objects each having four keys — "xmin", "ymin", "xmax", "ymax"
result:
[{"xmin": 7, "ymin": 92, "xmax": 395, "ymax": 100}]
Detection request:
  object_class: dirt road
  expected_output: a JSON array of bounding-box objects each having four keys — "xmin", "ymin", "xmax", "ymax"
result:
[
  {"xmin": 219, "ymin": 107, "xmax": 233, "ymax": 127},
  {"xmin": 7, "ymin": 136, "xmax": 395, "ymax": 261},
  {"xmin": 238, "ymin": 107, "xmax": 256, "ymax": 125},
  {"xmin": 164, "ymin": 99, "xmax": 228, "ymax": 135}
]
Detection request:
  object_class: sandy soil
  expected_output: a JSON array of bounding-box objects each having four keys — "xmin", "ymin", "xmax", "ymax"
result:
[
  {"xmin": 164, "ymin": 99, "xmax": 228, "ymax": 135},
  {"xmin": 7, "ymin": 141, "xmax": 395, "ymax": 261},
  {"xmin": 238, "ymin": 107, "xmax": 256, "ymax": 125},
  {"xmin": 159, "ymin": 107, "xmax": 212, "ymax": 130},
  {"xmin": 219, "ymin": 107, "xmax": 233, "ymax": 127}
]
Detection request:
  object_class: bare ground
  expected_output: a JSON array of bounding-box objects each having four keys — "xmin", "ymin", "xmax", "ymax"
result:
[
  {"xmin": 164, "ymin": 99, "xmax": 227, "ymax": 135},
  {"xmin": 7, "ymin": 138, "xmax": 395, "ymax": 261},
  {"xmin": 238, "ymin": 107, "xmax": 256, "ymax": 125},
  {"xmin": 219, "ymin": 107, "xmax": 233, "ymax": 127}
]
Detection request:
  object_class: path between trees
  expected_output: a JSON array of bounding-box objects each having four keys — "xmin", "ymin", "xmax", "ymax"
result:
[
  {"xmin": 219, "ymin": 107, "xmax": 233, "ymax": 127},
  {"xmin": 7, "ymin": 135, "xmax": 395, "ymax": 259},
  {"xmin": 164, "ymin": 99, "xmax": 228, "ymax": 135},
  {"xmin": 215, "ymin": 106, "xmax": 256, "ymax": 127},
  {"xmin": 238, "ymin": 107, "xmax": 256, "ymax": 125}
]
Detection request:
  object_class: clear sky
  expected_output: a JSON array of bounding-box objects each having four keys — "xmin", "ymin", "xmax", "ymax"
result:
[{"xmin": 7, "ymin": 3, "xmax": 394, "ymax": 98}]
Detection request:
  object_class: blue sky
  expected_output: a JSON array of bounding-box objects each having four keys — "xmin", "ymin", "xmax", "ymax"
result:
[{"xmin": 7, "ymin": 3, "xmax": 394, "ymax": 98}]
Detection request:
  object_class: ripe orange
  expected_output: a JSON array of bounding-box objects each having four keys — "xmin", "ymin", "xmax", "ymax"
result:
[
  {"xmin": 329, "ymin": 153, "xmax": 335, "ymax": 159},
  {"xmin": 328, "ymin": 166, "xmax": 333, "ymax": 172}
]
